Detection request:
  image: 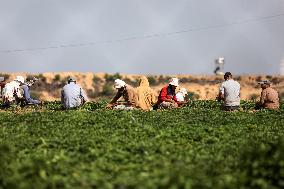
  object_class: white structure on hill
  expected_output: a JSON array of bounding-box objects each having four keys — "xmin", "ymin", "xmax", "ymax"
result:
[{"xmin": 214, "ymin": 57, "xmax": 225, "ymax": 76}]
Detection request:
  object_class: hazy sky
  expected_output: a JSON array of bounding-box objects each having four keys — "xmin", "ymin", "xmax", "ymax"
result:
[{"xmin": 0, "ymin": 0, "xmax": 284, "ymax": 74}]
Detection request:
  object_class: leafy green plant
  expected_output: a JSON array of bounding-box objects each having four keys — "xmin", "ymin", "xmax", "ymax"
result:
[
  {"xmin": 53, "ymin": 74, "xmax": 61, "ymax": 82},
  {"xmin": 0, "ymin": 100, "xmax": 283, "ymax": 188}
]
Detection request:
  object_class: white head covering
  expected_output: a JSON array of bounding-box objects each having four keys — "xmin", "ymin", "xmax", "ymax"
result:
[
  {"xmin": 114, "ymin": 79, "xmax": 126, "ymax": 89},
  {"xmin": 179, "ymin": 88, "xmax": 188, "ymax": 96},
  {"xmin": 169, "ymin": 78, "xmax": 179, "ymax": 87},
  {"xmin": 68, "ymin": 77, "xmax": 76, "ymax": 82},
  {"xmin": 14, "ymin": 76, "xmax": 25, "ymax": 83}
]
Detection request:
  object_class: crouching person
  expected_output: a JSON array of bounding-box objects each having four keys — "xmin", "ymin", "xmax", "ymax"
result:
[
  {"xmin": 61, "ymin": 77, "xmax": 89, "ymax": 109},
  {"xmin": 255, "ymin": 80, "xmax": 279, "ymax": 110},
  {"xmin": 2, "ymin": 76, "xmax": 25, "ymax": 108},
  {"xmin": 107, "ymin": 79, "xmax": 138, "ymax": 110},
  {"xmin": 154, "ymin": 78, "xmax": 179, "ymax": 110},
  {"xmin": 21, "ymin": 77, "xmax": 41, "ymax": 106},
  {"xmin": 176, "ymin": 88, "xmax": 189, "ymax": 107},
  {"xmin": 136, "ymin": 76, "xmax": 157, "ymax": 111}
]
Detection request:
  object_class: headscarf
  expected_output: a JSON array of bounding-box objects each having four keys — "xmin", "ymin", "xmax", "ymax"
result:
[{"xmin": 136, "ymin": 76, "xmax": 157, "ymax": 110}]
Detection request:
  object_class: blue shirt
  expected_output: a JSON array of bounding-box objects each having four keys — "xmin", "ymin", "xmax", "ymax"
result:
[
  {"xmin": 61, "ymin": 82, "xmax": 88, "ymax": 109},
  {"xmin": 22, "ymin": 85, "xmax": 40, "ymax": 105}
]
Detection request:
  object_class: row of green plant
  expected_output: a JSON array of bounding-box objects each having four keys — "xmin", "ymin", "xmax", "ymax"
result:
[
  {"xmin": 0, "ymin": 104, "xmax": 283, "ymax": 189},
  {"xmin": 1, "ymin": 100, "xmax": 284, "ymax": 112}
]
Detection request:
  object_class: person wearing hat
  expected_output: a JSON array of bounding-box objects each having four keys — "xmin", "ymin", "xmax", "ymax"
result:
[
  {"xmin": 107, "ymin": 79, "xmax": 138, "ymax": 110},
  {"xmin": 20, "ymin": 77, "xmax": 41, "ymax": 106},
  {"xmin": 2, "ymin": 76, "xmax": 25, "ymax": 107},
  {"xmin": 217, "ymin": 72, "xmax": 241, "ymax": 111},
  {"xmin": 175, "ymin": 88, "xmax": 189, "ymax": 107},
  {"xmin": 61, "ymin": 77, "xmax": 89, "ymax": 109},
  {"xmin": 154, "ymin": 78, "xmax": 179, "ymax": 110},
  {"xmin": 255, "ymin": 80, "xmax": 279, "ymax": 110}
]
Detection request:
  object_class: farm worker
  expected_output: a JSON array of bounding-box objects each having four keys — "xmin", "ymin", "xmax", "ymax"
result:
[
  {"xmin": 21, "ymin": 77, "xmax": 41, "ymax": 106},
  {"xmin": 0, "ymin": 77, "xmax": 6, "ymax": 99},
  {"xmin": 2, "ymin": 76, "xmax": 25, "ymax": 107},
  {"xmin": 107, "ymin": 79, "xmax": 138, "ymax": 110},
  {"xmin": 61, "ymin": 77, "xmax": 89, "ymax": 109},
  {"xmin": 175, "ymin": 88, "xmax": 189, "ymax": 107},
  {"xmin": 136, "ymin": 76, "xmax": 157, "ymax": 110},
  {"xmin": 217, "ymin": 72, "xmax": 241, "ymax": 111},
  {"xmin": 154, "ymin": 78, "xmax": 179, "ymax": 110},
  {"xmin": 255, "ymin": 80, "xmax": 279, "ymax": 110}
]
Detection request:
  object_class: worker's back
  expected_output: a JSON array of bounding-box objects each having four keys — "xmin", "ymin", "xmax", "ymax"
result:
[
  {"xmin": 220, "ymin": 79, "xmax": 241, "ymax": 106},
  {"xmin": 261, "ymin": 87, "xmax": 279, "ymax": 109},
  {"xmin": 61, "ymin": 83, "xmax": 84, "ymax": 108},
  {"xmin": 136, "ymin": 76, "xmax": 156, "ymax": 110},
  {"xmin": 2, "ymin": 81, "xmax": 22, "ymax": 102}
]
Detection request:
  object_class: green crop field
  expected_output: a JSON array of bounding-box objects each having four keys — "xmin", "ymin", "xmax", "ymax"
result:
[{"xmin": 0, "ymin": 101, "xmax": 284, "ymax": 189}]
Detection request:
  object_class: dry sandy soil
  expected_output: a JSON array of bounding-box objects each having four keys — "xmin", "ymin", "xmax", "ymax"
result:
[{"xmin": 3, "ymin": 72, "xmax": 284, "ymax": 101}]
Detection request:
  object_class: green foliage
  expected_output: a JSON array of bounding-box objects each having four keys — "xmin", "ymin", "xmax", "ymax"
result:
[
  {"xmin": 238, "ymin": 138, "xmax": 284, "ymax": 189},
  {"xmin": 0, "ymin": 101, "xmax": 283, "ymax": 188},
  {"xmin": 100, "ymin": 83, "xmax": 115, "ymax": 97},
  {"xmin": 158, "ymin": 75, "xmax": 171, "ymax": 84},
  {"xmin": 123, "ymin": 77, "xmax": 138, "ymax": 87},
  {"xmin": 36, "ymin": 74, "xmax": 47, "ymax": 83},
  {"xmin": 104, "ymin": 73, "xmax": 122, "ymax": 83},
  {"xmin": 147, "ymin": 76, "xmax": 157, "ymax": 86},
  {"xmin": 53, "ymin": 74, "xmax": 61, "ymax": 82},
  {"xmin": 0, "ymin": 73, "xmax": 10, "ymax": 80},
  {"xmin": 30, "ymin": 91, "xmax": 41, "ymax": 99},
  {"xmin": 93, "ymin": 75, "xmax": 103, "ymax": 83},
  {"xmin": 188, "ymin": 92, "xmax": 200, "ymax": 100},
  {"xmin": 249, "ymin": 94, "xmax": 259, "ymax": 101}
]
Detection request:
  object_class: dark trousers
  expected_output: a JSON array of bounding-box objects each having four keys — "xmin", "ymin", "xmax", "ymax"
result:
[{"xmin": 222, "ymin": 105, "xmax": 240, "ymax": 111}]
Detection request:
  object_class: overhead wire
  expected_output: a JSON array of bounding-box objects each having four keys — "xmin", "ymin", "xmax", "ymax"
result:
[{"xmin": 0, "ymin": 12, "xmax": 283, "ymax": 53}]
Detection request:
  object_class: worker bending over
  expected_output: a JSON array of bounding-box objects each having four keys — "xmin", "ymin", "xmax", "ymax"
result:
[
  {"xmin": 2, "ymin": 76, "xmax": 25, "ymax": 107},
  {"xmin": 21, "ymin": 77, "xmax": 41, "ymax": 106},
  {"xmin": 154, "ymin": 78, "xmax": 179, "ymax": 110},
  {"xmin": 175, "ymin": 88, "xmax": 189, "ymax": 107},
  {"xmin": 107, "ymin": 79, "xmax": 138, "ymax": 110}
]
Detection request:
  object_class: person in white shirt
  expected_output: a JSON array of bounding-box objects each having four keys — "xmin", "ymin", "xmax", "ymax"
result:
[
  {"xmin": 217, "ymin": 72, "xmax": 241, "ymax": 111},
  {"xmin": 61, "ymin": 77, "xmax": 89, "ymax": 109},
  {"xmin": 2, "ymin": 76, "xmax": 25, "ymax": 107},
  {"xmin": 176, "ymin": 88, "xmax": 188, "ymax": 107}
]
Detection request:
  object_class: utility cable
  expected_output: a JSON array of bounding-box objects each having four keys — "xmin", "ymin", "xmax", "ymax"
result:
[{"xmin": 0, "ymin": 12, "xmax": 283, "ymax": 53}]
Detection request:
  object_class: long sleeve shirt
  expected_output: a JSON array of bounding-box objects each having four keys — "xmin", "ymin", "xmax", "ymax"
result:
[
  {"xmin": 21, "ymin": 85, "xmax": 40, "ymax": 105},
  {"xmin": 260, "ymin": 87, "xmax": 279, "ymax": 109},
  {"xmin": 110, "ymin": 84, "xmax": 138, "ymax": 106},
  {"xmin": 61, "ymin": 83, "xmax": 88, "ymax": 109},
  {"xmin": 157, "ymin": 86, "xmax": 177, "ymax": 105}
]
